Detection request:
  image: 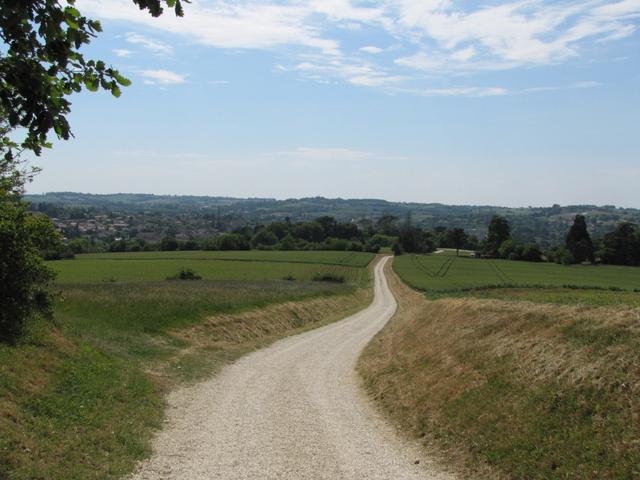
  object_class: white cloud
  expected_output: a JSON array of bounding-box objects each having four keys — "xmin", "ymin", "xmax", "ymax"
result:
[
  {"xmin": 592, "ymin": 0, "xmax": 640, "ymax": 18},
  {"xmin": 451, "ymin": 46, "xmax": 476, "ymax": 62},
  {"xmin": 113, "ymin": 48, "xmax": 133, "ymax": 57},
  {"xmin": 80, "ymin": 0, "xmax": 341, "ymax": 55},
  {"xmin": 125, "ymin": 32, "xmax": 173, "ymax": 55},
  {"xmin": 266, "ymin": 147, "xmax": 409, "ymax": 166},
  {"xmin": 78, "ymin": 0, "xmax": 640, "ymax": 94},
  {"xmin": 395, "ymin": 1, "xmax": 639, "ymax": 67},
  {"xmin": 395, "ymin": 52, "xmax": 443, "ymax": 71},
  {"xmin": 294, "ymin": 56, "xmax": 405, "ymax": 87},
  {"xmin": 139, "ymin": 69, "xmax": 187, "ymax": 85},
  {"xmin": 360, "ymin": 46, "xmax": 384, "ymax": 54},
  {"xmin": 395, "ymin": 86, "xmax": 509, "ymax": 97}
]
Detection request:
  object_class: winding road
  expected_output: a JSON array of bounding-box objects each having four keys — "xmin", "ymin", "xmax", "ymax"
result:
[{"xmin": 131, "ymin": 257, "xmax": 452, "ymax": 480}]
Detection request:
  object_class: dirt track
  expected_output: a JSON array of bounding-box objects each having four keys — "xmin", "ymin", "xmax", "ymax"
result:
[{"xmin": 131, "ymin": 257, "xmax": 453, "ymax": 480}]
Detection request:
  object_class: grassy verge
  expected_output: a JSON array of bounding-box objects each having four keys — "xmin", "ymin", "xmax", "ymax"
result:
[
  {"xmin": 359, "ymin": 262, "xmax": 640, "ymax": 480},
  {"xmin": 1, "ymin": 257, "xmax": 375, "ymax": 479},
  {"xmin": 428, "ymin": 286, "xmax": 640, "ymax": 308}
]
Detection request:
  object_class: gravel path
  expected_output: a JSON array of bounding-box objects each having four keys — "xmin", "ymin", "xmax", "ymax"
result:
[{"xmin": 131, "ymin": 257, "xmax": 453, "ymax": 480}]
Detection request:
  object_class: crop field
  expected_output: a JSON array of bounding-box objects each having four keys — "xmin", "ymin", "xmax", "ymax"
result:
[
  {"xmin": 78, "ymin": 250, "xmax": 375, "ymax": 267},
  {"xmin": 394, "ymin": 253, "xmax": 640, "ymax": 293},
  {"xmin": 49, "ymin": 251, "xmax": 374, "ymax": 285}
]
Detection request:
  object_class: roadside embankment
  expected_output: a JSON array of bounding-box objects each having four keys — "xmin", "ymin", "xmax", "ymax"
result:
[
  {"xmin": 1, "ymin": 283, "xmax": 371, "ymax": 480},
  {"xmin": 359, "ymin": 261, "xmax": 640, "ymax": 479}
]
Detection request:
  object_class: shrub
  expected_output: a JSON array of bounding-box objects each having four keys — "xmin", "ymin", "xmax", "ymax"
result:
[
  {"xmin": 560, "ymin": 250, "xmax": 575, "ymax": 266},
  {"xmin": 520, "ymin": 244, "xmax": 543, "ymax": 262},
  {"xmin": 0, "ymin": 200, "xmax": 55, "ymax": 342},
  {"xmin": 167, "ymin": 268, "xmax": 202, "ymax": 280},
  {"xmin": 348, "ymin": 241, "xmax": 363, "ymax": 252},
  {"xmin": 312, "ymin": 273, "xmax": 345, "ymax": 283},
  {"xmin": 507, "ymin": 252, "xmax": 521, "ymax": 261}
]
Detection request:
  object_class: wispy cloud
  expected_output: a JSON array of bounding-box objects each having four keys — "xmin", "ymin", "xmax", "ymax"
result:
[
  {"xmin": 125, "ymin": 32, "xmax": 173, "ymax": 55},
  {"xmin": 113, "ymin": 48, "xmax": 133, "ymax": 58},
  {"xmin": 523, "ymin": 80, "xmax": 603, "ymax": 93},
  {"xmin": 392, "ymin": 86, "xmax": 510, "ymax": 98},
  {"xmin": 139, "ymin": 69, "xmax": 186, "ymax": 85},
  {"xmin": 78, "ymin": 0, "xmax": 640, "ymax": 94},
  {"xmin": 265, "ymin": 147, "xmax": 409, "ymax": 165},
  {"xmin": 293, "ymin": 56, "xmax": 406, "ymax": 87},
  {"xmin": 360, "ymin": 46, "xmax": 384, "ymax": 54}
]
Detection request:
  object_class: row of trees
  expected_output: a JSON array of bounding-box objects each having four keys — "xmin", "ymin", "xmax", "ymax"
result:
[
  {"xmin": 42, "ymin": 208, "xmax": 640, "ymax": 268},
  {"xmin": 394, "ymin": 213, "xmax": 640, "ymax": 267},
  {"xmin": 483, "ymin": 214, "xmax": 640, "ymax": 266},
  {"xmin": 104, "ymin": 216, "xmax": 395, "ymax": 254}
]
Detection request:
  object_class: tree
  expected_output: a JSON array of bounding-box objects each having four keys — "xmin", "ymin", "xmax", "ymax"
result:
[
  {"xmin": 498, "ymin": 239, "xmax": 517, "ymax": 260},
  {"xmin": 599, "ymin": 223, "xmax": 640, "ymax": 266},
  {"xmin": 251, "ymin": 229, "xmax": 278, "ymax": 249},
  {"xmin": 520, "ymin": 244, "xmax": 542, "ymax": 262},
  {"xmin": 446, "ymin": 228, "xmax": 467, "ymax": 256},
  {"xmin": 375, "ymin": 215, "xmax": 399, "ymax": 235},
  {"xmin": 277, "ymin": 234, "xmax": 296, "ymax": 251},
  {"xmin": 565, "ymin": 215, "xmax": 594, "ymax": 263},
  {"xmin": 484, "ymin": 215, "xmax": 510, "ymax": 257},
  {"xmin": 295, "ymin": 221, "xmax": 324, "ymax": 243},
  {"xmin": 1, "ymin": 193, "xmax": 56, "ymax": 342},
  {"xmin": 215, "ymin": 233, "xmax": 250, "ymax": 251},
  {"xmin": 1, "ymin": 1, "xmax": 184, "ymax": 341},
  {"xmin": 160, "ymin": 236, "xmax": 178, "ymax": 251},
  {"xmin": 0, "ymin": 0, "xmax": 185, "ymax": 161},
  {"xmin": 398, "ymin": 226, "xmax": 435, "ymax": 254}
]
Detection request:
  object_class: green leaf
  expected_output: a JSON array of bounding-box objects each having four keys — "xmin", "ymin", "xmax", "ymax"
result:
[
  {"xmin": 85, "ymin": 76, "xmax": 99, "ymax": 92},
  {"xmin": 114, "ymin": 72, "xmax": 132, "ymax": 87},
  {"xmin": 66, "ymin": 7, "xmax": 81, "ymax": 18}
]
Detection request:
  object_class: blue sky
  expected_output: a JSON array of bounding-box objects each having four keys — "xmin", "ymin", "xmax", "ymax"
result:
[{"xmin": 28, "ymin": 0, "xmax": 640, "ymax": 207}]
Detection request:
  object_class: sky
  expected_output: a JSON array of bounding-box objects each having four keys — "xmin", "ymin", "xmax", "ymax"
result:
[{"xmin": 27, "ymin": 0, "xmax": 640, "ymax": 207}]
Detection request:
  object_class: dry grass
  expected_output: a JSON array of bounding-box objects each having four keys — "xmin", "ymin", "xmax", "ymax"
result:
[
  {"xmin": 359, "ymin": 262, "xmax": 640, "ymax": 479},
  {"xmin": 151, "ymin": 288, "xmax": 373, "ymax": 386}
]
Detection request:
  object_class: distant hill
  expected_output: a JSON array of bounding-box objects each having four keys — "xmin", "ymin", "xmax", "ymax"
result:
[{"xmin": 24, "ymin": 192, "xmax": 640, "ymax": 247}]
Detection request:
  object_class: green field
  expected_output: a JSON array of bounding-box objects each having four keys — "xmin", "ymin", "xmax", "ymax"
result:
[
  {"xmin": 78, "ymin": 250, "xmax": 375, "ymax": 266},
  {"xmin": 2, "ymin": 250, "xmax": 374, "ymax": 479},
  {"xmin": 49, "ymin": 250, "xmax": 374, "ymax": 285},
  {"xmin": 394, "ymin": 253, "xmax": 640, "ymax": 293}
]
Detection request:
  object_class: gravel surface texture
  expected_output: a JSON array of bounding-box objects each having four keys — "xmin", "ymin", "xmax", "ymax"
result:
[{"xmin": 131, "ymin": 257, "xmax": 454, "ymax": 480}]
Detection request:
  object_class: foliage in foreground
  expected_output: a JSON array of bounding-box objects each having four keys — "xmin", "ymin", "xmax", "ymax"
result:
[
  {"xmin": 0, "ymin": 197, "xmax": 56, "ymax": 342},
  {"xmin": 0, "ymin": 0, "xmax": 184, "ymax": 160}
]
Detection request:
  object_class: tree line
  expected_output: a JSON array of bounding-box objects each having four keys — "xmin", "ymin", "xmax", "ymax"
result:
[
  {"xmin": 58, "ymin": 211, "xmax": 640, "ymax": 268},
  {"xmin": 395, "ymin": 213, "xmax": 640, "ymax": 267}
]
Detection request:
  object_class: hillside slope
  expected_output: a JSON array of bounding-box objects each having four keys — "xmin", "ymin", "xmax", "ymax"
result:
[
  {"xmin": 359, "ymin": 263, "xmax": 640, "ymax": 479},
  {"xmin": 25, "ymin": 192, "xmax": 640, "ymax": 246}
]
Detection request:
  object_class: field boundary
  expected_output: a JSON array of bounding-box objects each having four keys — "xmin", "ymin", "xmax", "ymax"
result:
[{"xmin": 74, "ymin": 254, "xmax": 375, "ymax": 268}]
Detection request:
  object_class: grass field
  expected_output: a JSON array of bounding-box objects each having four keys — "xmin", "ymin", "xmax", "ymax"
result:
[
  {"xmin": 394, "ymin": 252, "xmax": 640, "ymax": 293},
  {"xmin": 77, "ymin": 250, "xmax": 375, "ymax": 266},
  {"xmin": 1, "ymin": 250, "xmax": 374, "ymax": 479},
  {"xmin": 360, "ymin": 263, "xmax": 640, "ymax": 480},
  {"xmin": 49, "ymin": 251, "xmax": 374, "ymax": 285}
]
